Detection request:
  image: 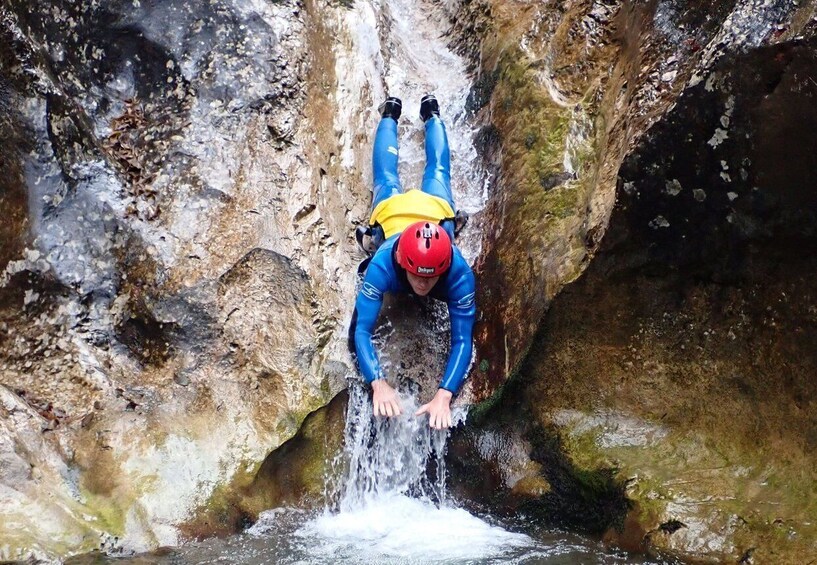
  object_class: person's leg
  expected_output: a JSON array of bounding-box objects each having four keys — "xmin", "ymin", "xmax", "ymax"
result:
[
  {"xmin": 421, "ymin": 115, "xmax": 456, "ymax": 241},
  {"xmin": 420, "ymin": 95, "xmax": 453, "ymax": 210},
  {"xmin": 372, "ymin": 102, "xmax": 403, "ymax": 210}
]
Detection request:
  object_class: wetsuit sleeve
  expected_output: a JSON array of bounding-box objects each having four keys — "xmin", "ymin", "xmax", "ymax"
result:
[
  {"xmin": 353, "ymin": 264, "xmax": 389, "ymax": 384},
  {"xmin": 440, "ymin": 268, "xmax": 476, "ymax": 393}
]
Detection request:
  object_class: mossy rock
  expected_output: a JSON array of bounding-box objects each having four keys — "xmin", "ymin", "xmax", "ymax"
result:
[{"xmin": 180, "ymin": 390, "xmax": 348, "ymax": 538}]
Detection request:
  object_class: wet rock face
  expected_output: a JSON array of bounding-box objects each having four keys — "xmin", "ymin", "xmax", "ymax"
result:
[
  {"xmin": 1, "ymin": 0, "xmax": 815, "ymax": 560},
  {"xmin": 0, "ymin": 88, "xmax": 29, "ymax": 273},
  {"xmin": 455, "ymin": 0, "xmax": 817, "ymax": 400},
  {"xmin": 439, "ymin": 0, "xmax": 817, "ymax": 561},
  {"xmin": 459, "ymin": 30, "xmax": 817, "ymax": 565},
  {"xmin": 217, "ymin": 248, "xmax": 323, "ymax": 386},
  {"xmin": 616, "ymin": 39, "xmax": 817, "ymax": 279},
  {"xmin": 0, "ymin": 0, "xmax": 361, "ymax": 557},
  {"xmin": 1, "ymin": 0, "xmax": 312, "ymax": 375},
  {"xmin": 448, "ymin": 420, "xmax": 630, "ymax": 535}
]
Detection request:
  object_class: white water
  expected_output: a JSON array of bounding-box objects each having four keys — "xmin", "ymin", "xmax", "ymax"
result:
[
  {"xmin": 268, "ymin": 381, "xmax": 539, "ymax": 563},
  {"xmin": 237, "ymin": 385, "xmax": 665, "ymax": 564},
  {"xmin": 255, "ymin": 386, "xmax": 534, "ymax": 560},
  {"xmin": 302, "ymin": 0, "xmax": 510, "ymax": 549},
  {"xmin": 257, "ymin": 494, "xmax": 535, "ymax": 563},
  {"xmin": 281, "ymin": 0, "xmax": 577, "ymax": 560},
  {"xmin": 333, "ymin": 382, "xmax": 458, "ymax": 507},
  {"xmin": 236, "ymin": 385, "xmax": 651, "ymax": 565}
]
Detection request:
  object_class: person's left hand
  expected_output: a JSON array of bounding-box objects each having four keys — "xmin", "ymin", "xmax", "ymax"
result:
[{"xmin": 415, "ymin": 388, "xmax": 454, "ymax": 429}]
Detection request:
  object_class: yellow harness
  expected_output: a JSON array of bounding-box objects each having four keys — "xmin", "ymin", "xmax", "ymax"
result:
[{"xmin": 369, "ymin": 189, "xmax": 455, "ymax": 239}]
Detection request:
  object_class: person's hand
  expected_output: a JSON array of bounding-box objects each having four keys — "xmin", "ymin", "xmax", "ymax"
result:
[
  {"xmin": 415, "ymin": 388, "xmax": 454, "ymax": 429},
  {"xmin": 371, "ymin": 379, "xmax": 402, "ymax": 418}
]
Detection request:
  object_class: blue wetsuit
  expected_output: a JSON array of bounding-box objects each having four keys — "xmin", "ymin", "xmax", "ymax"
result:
[
  {"xmin": 352, "ymin": 114, "xmax": 477, "ymax": 394},
  {"xmin": 354, "ymin": 236, "xmax": 476, "ymax": 392}
]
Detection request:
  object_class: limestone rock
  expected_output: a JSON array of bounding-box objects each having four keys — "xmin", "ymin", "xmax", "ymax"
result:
[
  {"xmin": 2, "ymin": 0, "xmax": 817, "ymax": 561},
  {"xmin": 217, "ymin": 248, "xmax": 323, "ymax": 391},
  {"xmin": 445, "ymin": 1, "xmax": 817, "ymax": 562},
  {"xmin": 0, "ymin": 0, "xmax": 358, "ymax": 556}
]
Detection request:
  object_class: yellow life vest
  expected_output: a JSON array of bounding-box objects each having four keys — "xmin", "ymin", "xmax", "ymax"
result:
[{"xmin": 369, "ymin": 189, "xmax": 455, "ymax": 239}]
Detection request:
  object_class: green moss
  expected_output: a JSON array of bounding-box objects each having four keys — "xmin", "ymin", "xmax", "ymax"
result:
[
  {"xmin": 77, "ymin": 489, "xmax": 128, "ymax": 538},
  {"xmin": 571, "ymin": 466, "xmax": 613, "ymax": 499},
  {"xmin": 274, "ymin": 393, "xmax": 326, "ymax": 438},
  {"xmin": 553, "ymin": 418, "xmax": 817, "ymax": 560},
  {"xmin": 536, "ymin": 113, "xmax": 571, "ymax": 175},
  {"xmin": 485, "ymin": 47, "xmax": 599, "ymax": 307},
  {"xmin": 468, "ymin": 349, "xmax": 531, "ymax": 426},
  {"xmin": 468, "ymin": 384, "xmax": 505, "ymax": 426},
  {"xmin": 543, "ymin": 185, "xmax": 580, "ymax": 220},
  {"xmin": 183, "ymin": 466, "xmax": 257, "ymax": 536},
  {"xmin": 559, "ymin": 426, "xmax": 604, "ymax": 467},
  {"xmin": 0, "ymin": 498, "xmax": 108, "ymax": 559}
]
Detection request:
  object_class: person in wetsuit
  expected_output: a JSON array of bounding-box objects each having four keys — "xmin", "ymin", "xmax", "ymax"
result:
[{"xmin": 352, "ymin": 94, "xmax": 476, "ymax": 430}]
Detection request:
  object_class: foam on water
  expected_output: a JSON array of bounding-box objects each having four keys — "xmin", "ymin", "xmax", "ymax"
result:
[
  {"xmin": 248, "ymin": 380, "xmax": 537, "ymax": 564},
  {"xmin": 240, "ymin": 380, "xmax": 539, "ymax": 563},
  {"xmin": 292, "ymin": 493, "xmax": 532, "ymax": 562},
  {"xmin": 283, "ymin": 0, "xmax": 528, "ymax": 556}
]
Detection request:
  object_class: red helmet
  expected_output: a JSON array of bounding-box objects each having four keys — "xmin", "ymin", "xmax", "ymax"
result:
[{"xmin": 397, "ymin": 221, "xmax": 452, "ymax": 277}]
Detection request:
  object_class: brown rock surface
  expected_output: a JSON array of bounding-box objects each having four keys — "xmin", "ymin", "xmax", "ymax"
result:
[
  {"xmin": 2, "ymin": 0, "xmax": 817, "ymax": 561},
  {"xmin": 449, "ymin": 19, "xmax": 817, "ymax": 563}
]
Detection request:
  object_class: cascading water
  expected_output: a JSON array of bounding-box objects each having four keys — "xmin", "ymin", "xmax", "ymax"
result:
[
  {"xmin": 231, "ymin": 0, "xmax": 671, "ymax": 559},
  {"xmin": 234, "ymin": 383, "xmax": 671, "ymax": 564},
  {"xmin": 264, "ymin": 380, "xmax": 540, "ymax": 563},
  {"xmin": 237, "ymin": 381, "xmax": 665, "ymax": 564},
  {"xmin": 331, "ymin": 381, "xmax": 456, "ymax": 508},
  {"xmin": 70, "ymin": 380, "xmax": 674, "ymax": 563},
  {"xmin": 63, "ymin": 0, "xmax": 678, "ymax": 545}
]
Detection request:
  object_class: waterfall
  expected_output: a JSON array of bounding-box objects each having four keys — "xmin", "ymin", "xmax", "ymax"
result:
[
  {"xmin": 333, "ymin": 0, "xmax": 487, "ymax": 264},
  {"xmin": 282, "ymin": 380, "xmax": 533, "ymax": 563},
  {"xmin": 333, "ymin": 380, "xmax": 455, "ymax": 510}
]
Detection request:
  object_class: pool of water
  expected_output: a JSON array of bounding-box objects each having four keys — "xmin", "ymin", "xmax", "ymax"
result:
[
  {"xmin": 67, "ymin": 499, "xmax": 674, "ymax": 564},
  {"xmin": 67, "ymin": 385, "xmax": 677, "ymax": 565}
]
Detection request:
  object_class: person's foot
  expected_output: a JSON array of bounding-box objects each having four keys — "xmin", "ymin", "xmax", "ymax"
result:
[
  {"xmin": 420, "ymin": 94, "xmax": 440, "ymax": 122},
  {"xmin": 378, "ymin": 96, "xmax": 402, "ymax": 122}
]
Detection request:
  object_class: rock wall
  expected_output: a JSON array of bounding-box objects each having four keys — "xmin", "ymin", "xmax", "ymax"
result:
[
  {"xmin": 235, "ymin": 3, "xmax": 817, "ymax": 563},
  {"xmin": 452, "ymin": 0, "xmax": 674, "ymax": 395},
  {"xmin": 453, "ymin": 0, "xmax": 817, "ymax": 403},
  {"xmin": 3, "ymin": 0, "xmax": 817, "ymax": 560},
  {"xmin": 448, "ymin": 2, "xmax": 817, "ymax": 563},
  {"xmin": 0, "ymin": 0, "xmax": 364, "ymax": 557}
]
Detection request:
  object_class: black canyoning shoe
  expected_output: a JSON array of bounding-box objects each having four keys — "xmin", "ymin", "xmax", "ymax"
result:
[
  {"xmin": 420, "ymin": 94, "xmax": 440, "ymax": 122},
  {"xmin": 378, "ymin": 97, "xmax": 402, "ymax": 122}
]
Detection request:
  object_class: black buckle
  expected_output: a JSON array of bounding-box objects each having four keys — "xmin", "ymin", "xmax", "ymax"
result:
[
  {"xmin": 355, "ymin": 225, "xmax": 371, "ymax": 253},
  {"xmin": 454, "ymin": 210, "xmax": 469, "ymax": 237},
  {"xmin": 356, "ymin": 225, "xmax": 384, "ymax": 256}
]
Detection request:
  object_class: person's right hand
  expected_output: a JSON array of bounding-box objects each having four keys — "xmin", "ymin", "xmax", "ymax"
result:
[{"xmin": 371, "ymin": 379, "xmax": 402, "ymax": 418}]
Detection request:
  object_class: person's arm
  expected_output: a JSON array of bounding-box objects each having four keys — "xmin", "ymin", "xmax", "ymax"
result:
[
  {"xmin": 416, "ymin": 267, "xmax": 476, "ymax": 428},
  {"xmin": 353, "ymin": 278, "xmax": 385, "ymax": 384},
  {"xmin": 439, "ymin": 289, "xmax": 476, "ymax": 393},
  {"xmin": 353, "ymin": 266, "xmax": 403, "ymax": 417}
]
